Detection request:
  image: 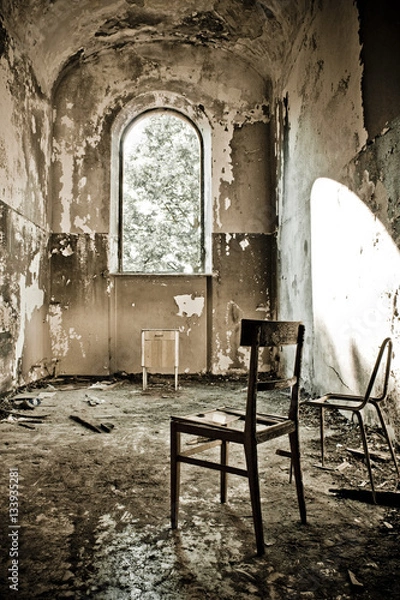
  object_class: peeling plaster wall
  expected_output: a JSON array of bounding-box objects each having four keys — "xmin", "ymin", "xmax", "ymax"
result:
[
  {"xmin": 212, "ymin": 233, "xmax": 276, "ymax": 373},
  {"xmin": 4, "ymin": 0, "xmax": 399, "ymax": 394},
  {"xmin": 0, "ymin": 20, "xmax": 51, "ymax": 391},
  {"xmin": 51, "ymin": 41, "xmax": 277, "ymax": 375},
  {"xmin": 279, "ymin": 0, "xmax": 400, "ymax": 422},
  {"xmin": 49, "ymin": 234, "xmax": 109, "ymax": 375},
  {"xmin": 111, "ymin": 276, "xmax": 208, "ymax": 375}
]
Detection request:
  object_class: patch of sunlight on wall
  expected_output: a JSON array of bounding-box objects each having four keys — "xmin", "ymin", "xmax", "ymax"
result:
[{"xmin": 311, "ymin": 177, "xmax": 400, "ymax": 393}]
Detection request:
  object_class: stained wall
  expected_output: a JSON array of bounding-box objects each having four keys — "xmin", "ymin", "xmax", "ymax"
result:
[
  {"xmin": 0, "ymin": 22, "xmax": 52, "ymax": 391},
  {"xmin": 3, "ymin": 0, "xmax": 399, "ymax": 406},
  {"xmin": 278, "ymin": 0, "xmax": 400, "ymax": 419},
  {"xmin": 50, "ymin": 42, "xmax": 277, "ymax": 376}
]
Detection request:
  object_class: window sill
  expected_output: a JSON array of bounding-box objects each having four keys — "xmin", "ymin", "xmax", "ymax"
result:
[{"xmin": 109, "ymin": 272, "xmax": 214, "ymax": 277}]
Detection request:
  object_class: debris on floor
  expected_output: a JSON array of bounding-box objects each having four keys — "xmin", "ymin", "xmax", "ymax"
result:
[
  {"xmin": 69, "ymin": 414, "xmax": 104, "ymax": 433},
  {"xmin": 348, "ymin": 569, "xmax": 364, "ymax": 589},
  {"xmin": 0, "ymin": 376, "xmax": 399, "ymax": 599}
]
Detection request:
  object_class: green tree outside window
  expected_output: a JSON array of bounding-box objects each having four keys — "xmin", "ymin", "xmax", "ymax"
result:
[{"xmin": 122, "ymin": 111, "xmax": 203, "ymax": 273}]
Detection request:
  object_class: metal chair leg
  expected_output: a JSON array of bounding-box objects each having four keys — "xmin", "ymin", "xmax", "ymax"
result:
[
  {"xmin": 373, "ymin": 402, "xmax": 400, "ymax": 478},
  {"xmin": 355, "ymin": 412, "xmax": 377, "ymax": 503}
]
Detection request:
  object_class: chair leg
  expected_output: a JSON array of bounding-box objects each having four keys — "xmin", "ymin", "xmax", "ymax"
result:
[
  {"xmin": 170, "ymin": 421, "xmax": 181, "ymax": 529},
  {"xmin": 220, "ymin": 441, "xmax": 228, "ymax": 504},
  {"xmin": 319, "ymin": 407, "xmax": 325, "ymax": 466},
  {"xmin": 289, "ymin": 430, "xmax": 307, "ymax": 524},
  {"xmin": 244, "ymin": 444, "xmax": 265, "ymax": 556},
  {"xmin": 373, "ymin": 402, "xmax": 400, "ymax": 478},
  {"xmin": 355, "ymin": 412, "xmax": 377, "ymax": 503}
]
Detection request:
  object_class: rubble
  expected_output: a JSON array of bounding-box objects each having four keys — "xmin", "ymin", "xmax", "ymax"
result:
[{"xmin": 0, "ymin": 378, "xmax": 399, "ymax": 598}]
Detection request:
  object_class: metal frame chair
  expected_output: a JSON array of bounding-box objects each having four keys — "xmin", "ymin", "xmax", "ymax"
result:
[
  {"xmin": 304, "ymin": 337, "xmax": 399, "ymax": 503},
  {"xmin": 170, "ymin": 319, "xmax": 307, "ymax": 556}
]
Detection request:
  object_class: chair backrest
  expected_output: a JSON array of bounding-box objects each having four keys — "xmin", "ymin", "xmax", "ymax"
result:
[
  {"xmin": 363, "ymin": 337, "xmax": 392, "ymax": 406},
  {"xmin": 240, "ymin": 319, "xmax": 305, "ymax": 436}
]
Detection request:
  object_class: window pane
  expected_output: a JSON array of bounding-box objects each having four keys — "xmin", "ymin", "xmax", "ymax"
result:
[{"xmin": 122, "ymin": 112, "xmax": 202, "ymax": 273}]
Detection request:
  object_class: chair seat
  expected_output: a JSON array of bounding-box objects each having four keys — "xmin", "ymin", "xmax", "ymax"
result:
[
  {"xmin": 173, "ymin": 408, "xmax": 242, "ymax": 427},
  {"xmin": 305, "ymin": 393, "xmax": 365, "ymax": 411},
  {"xmin": 172, "ymin": 407, "xmax": 296, "ymax": 444}
]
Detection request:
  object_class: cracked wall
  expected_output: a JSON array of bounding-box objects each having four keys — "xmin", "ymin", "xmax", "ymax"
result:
[
  {"xmin": 278, "ymin": 0, "xmax": 400, "ymax": 424},
  {"xmin": 3, "ymin": 0, "xmax": 399, "ymax": 400},
  {"xmin": 0, "ymin": 22, "xmax": 51, "ymax": 391},
  {"xmin": 49, "ymin": 234, "xmax": 109, "ymax": 375}
]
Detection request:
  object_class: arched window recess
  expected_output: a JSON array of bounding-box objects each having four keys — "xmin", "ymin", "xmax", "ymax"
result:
[{"xmin": 110, "ymin": 94, "xmax": 211, "ymax": 275}]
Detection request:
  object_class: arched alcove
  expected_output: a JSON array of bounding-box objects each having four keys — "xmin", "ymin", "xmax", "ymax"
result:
[
  {"xmin": 109, "ymin": 92, "xmax": 212, "ymax": 275},
  {"xmin": 50, "ymin": 40, "xmax": 276, "ymax": 377}
]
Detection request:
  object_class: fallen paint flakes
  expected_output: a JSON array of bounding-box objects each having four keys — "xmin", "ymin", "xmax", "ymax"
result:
[
  {"xmin": 336, "ymin": 460, "xmax": 351, "ymax": 472},
  {"xmin": 348, "ymin": 570, "xmax": 364, "ymax": 588},
  {"xmin": 84, "ymin": 393, "xmax": 105, "ymax": 406}
]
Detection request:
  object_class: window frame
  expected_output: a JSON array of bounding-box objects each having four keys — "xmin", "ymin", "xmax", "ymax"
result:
[
  {"xmin": 110, "ymin": 93, "xmax": 212, "ymax": 276},
  {"xmin": 119, "ymin": 108, "xmax": 205, "ymax": 274}
]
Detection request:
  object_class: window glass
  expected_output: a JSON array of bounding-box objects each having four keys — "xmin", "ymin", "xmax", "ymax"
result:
[{"xmin": 121, "ymin": 111, "xmax": 203, "ymax": 273}]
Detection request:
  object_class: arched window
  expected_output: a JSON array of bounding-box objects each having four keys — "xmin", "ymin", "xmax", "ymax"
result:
[{"xmin": 120, "ymin": 110, "xmax": 204, "ymax": 273}]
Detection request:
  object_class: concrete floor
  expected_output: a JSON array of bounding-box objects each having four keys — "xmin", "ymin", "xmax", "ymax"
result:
[{"xmin": 1, "ymin": 377, "xmax": 400, "ymax": 599}]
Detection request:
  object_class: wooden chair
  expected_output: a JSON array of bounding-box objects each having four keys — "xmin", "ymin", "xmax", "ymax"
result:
[
  {"xmin": 170, "ymin": 319, "xmax": 307, "ymax": 556},
  {"xmin": 304, "ymin": 337, "xmax": 399, "ymax": 503}
]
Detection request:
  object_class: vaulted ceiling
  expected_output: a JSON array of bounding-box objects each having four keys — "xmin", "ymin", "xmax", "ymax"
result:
[{"xmin": 1, "ymin": 0, "xmax": 311, "ymax": 94}]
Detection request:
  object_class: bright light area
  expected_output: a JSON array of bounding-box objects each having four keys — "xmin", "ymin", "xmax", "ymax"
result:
[{"xmin": 311, "ymin": 177, "xmax": 400, "ymax": 392}]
